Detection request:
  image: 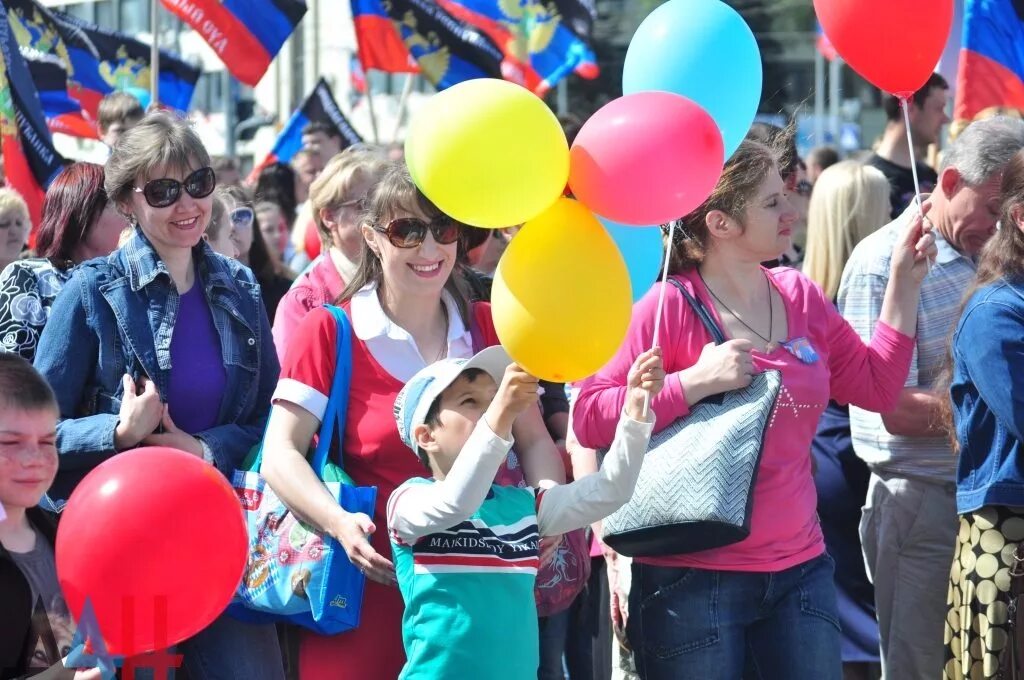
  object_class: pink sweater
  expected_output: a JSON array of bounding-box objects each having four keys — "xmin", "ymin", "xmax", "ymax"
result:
[{"xmin": 573, "ymin": 268, "xmax": 914, "ymax": 572}]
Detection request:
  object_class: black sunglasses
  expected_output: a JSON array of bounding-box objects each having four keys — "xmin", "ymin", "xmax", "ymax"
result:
[
  {"xmin": 134, "ymin": 167, "xmax": 217, "ymax": 208},
  {"xmin": 373, "ymin": 217, "xmax": 460, "ymax": 249}
]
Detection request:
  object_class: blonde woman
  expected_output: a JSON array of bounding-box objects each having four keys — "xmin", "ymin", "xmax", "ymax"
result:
[
  {"xmin": 271, "ymin": 146, "xmax": 388, "ymax": 361},
  {"xmin": 803, "ymin": 161, "xmax": 892, "ymax": 299},
  {"xmin": 0, "ymin": 188, "xmax": 30, "ymax": 273},
  {"xmin": 804, "ymin": 160, "xmax": 891, "ymax": 680}
]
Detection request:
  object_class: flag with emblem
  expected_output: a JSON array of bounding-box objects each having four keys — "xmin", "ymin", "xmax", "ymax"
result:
[
  {"xmin": 436, "ymin": 0, "xmax": 598, "ymax": 94},
  {"xmin": 954, "ymin": 0, "xmax": 1024, "ymax": 131},
  {"xmin": 248, "ymin": 78, "xmax": 362, "ymax": 181},
  {"xmin": 351, "ymin": 0, "xmax": 418, "ymax": 73},
  {"xmin": 55, "ymin": 9, "xmax": 200, "ymax": 118},
  {"xmin": 160, "ymin": 0, "xmax": 306, "ymax": 87},
  {"xmin": 3, "ymin": 0, "xmax": 199, "ymax": 138},
  {"xmin": 23, "ymin": 48, "xmax": 96, "ymax": 138},
  {"xmin": 0, "ymin": 1, "xmax": 65, "ymax": 241},
  {"xmin": 376, "ymin": 0, "xmax": 505, "ymax": 89}
]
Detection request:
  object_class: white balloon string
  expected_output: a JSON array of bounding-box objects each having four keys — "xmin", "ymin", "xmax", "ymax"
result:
[
  {"xmin": 901, "ymin": 96, "xmax": 932, "ymax": 273},
  {"xmin": 643, "ymin": 219, "xmax": 677, "ymax": 418}
]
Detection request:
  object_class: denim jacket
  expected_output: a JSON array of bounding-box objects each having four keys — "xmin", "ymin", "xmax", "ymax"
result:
[
  {"xmin": 33, "ymin": 229, "xmax": 280, "ymax": 503},
  {"xmin": 950, "ymin": 278, "xmax": 1024, "ymax": 513}
]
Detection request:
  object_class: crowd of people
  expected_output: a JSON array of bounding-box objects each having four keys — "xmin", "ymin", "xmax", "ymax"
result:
[{"xmin": 2, "ymin": 76, "xmax": 1024, "ymax": 680}]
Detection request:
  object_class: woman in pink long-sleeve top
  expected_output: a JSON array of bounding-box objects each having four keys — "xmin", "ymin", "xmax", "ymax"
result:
[{"xmin": 572, "ymin": 140, "xmax": 936, "ymax": 680}]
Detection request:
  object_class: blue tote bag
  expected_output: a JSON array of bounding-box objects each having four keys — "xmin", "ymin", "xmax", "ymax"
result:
[{"xmin": 229, "ymin": 305, "xmax": 377, "ymax": 634}]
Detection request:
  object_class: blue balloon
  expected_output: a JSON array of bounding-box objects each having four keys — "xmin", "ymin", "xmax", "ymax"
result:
[
  {"xmin": 622, "ymin": 0, "xmax": 762, "ymax": 158},
  {"xmin": 600, "ymin": 219, "xmax": 664, "ymax": 303}
]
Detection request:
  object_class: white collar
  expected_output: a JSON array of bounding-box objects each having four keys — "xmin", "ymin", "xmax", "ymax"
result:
[
  {"xmin": 932, "ymin": 228, "xmax": 964, "ymax": 266},
  {"xmin": 350, "ymin": 283, "xmax": 468, "ymax": 343}
]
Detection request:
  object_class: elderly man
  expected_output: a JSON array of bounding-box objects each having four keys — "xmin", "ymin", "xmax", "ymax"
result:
[{"xmin": 839, "ymin": 116, "xmax": 1024, "ymax": 680}]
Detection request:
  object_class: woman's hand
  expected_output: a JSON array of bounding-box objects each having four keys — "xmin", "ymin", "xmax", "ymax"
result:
[
  {"xmin": 889, "ymin": 199, "xmax": 938, "ymax": 286},
  {"xmin": 330, "ymin": 510, "xmax": 396, "ymax": 586},
  {"xmin": 625, "ymin": 348, "xmax": 666, "ymax": 421},
  {"xmin": 143, "ymin": 406, "xmax": 204, "ymax": 457},
  {"xmin": 114, "ymin": 374, "xmax": 164, "ymax": 450},
  {"xmin": 603, "ymin": 545, "xmax": 630, "ymax": 649},
  {"xmin": 677, "ymin": 339, "xmax": 756, "ymax": 405}
]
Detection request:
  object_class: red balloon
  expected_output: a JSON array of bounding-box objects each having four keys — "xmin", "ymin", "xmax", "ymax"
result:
[
  {"xmin": 56, "ymin": 447, "xmax": 247, "ymax": 656},
  {"xmin": 569, "ymin": 92, "xmax": 724, "ymax": 226},
  {"xmin": 814, "ymin": 0, "xmax": 953, "ymax": 98}
]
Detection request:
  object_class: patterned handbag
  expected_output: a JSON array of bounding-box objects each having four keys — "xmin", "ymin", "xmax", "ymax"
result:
[
  {"xmin": 228, "ymin": 305, "xmax": 377, "ymax": 634},
  {"xmin": 601, "ymin": 278, "xmax": 782, "ymax": 557}
]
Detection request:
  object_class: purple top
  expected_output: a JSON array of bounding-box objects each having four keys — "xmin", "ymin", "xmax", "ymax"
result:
[{"xmin": 168, "ymin": 278, "xmax": 226, "ymax": 434}]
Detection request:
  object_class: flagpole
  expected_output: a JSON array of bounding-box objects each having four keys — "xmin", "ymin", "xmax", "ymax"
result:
[
  {"xmin": 150, "ymin": 0, "xmax": 160, "ymax": 108},
  {"xmin": 365, "ymin": 71, "xmax": 380, "ymax": 144},
  {"xmin": 392, "ymin": 75, "xmax": 414, "ymax": 142}
]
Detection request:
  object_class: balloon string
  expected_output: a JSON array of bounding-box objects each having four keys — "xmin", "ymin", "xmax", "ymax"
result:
[
  {"xmin": 901, "ymin": 97, "xmax": 932, "ymax": 274},
  {"xmin": 644, "ymin": 219, "xmax": 677, "ymax": 418}
]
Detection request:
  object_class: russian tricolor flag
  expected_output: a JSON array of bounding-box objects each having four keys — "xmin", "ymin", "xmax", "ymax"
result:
[{"xmin": 955, "ymin": 0, "xmax": 1024, "ymax": 128}]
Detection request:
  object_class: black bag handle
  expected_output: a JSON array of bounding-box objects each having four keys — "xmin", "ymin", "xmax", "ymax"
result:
[{"xmin": 666, "ymin": 277, "xmax": 727, "ymax": 346}]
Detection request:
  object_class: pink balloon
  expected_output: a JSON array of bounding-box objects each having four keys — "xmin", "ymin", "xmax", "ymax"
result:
[{"xmin": 569, "ymin": 92, "xmax": 725, "ymax": 226}]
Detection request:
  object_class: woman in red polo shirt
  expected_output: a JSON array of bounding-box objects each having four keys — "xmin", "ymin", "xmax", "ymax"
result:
[{"xmin": 260, "ymin": 161, "xmax": 566, "ymax": 679}]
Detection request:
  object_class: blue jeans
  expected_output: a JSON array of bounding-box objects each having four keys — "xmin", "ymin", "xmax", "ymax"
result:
[
  {"xmin": 627, "ymin": 554, "xmax": 841, "ymax": 680},
  {"xmin": 538, "ymin": 607, "xmax": 571, "ymax": 679},
  {"xmin": 177, "ymin": 613, "xmax": 284, "ymax": 680}
]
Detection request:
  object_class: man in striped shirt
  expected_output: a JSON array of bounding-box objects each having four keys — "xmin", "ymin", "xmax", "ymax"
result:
[{"xmin": 838, "ymin": 116, "xmax": 1024, "ymax": 680}]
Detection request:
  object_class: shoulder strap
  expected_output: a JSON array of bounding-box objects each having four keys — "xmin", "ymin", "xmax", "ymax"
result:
[
  {"xmin": 665, "ymin": 277, "xmax": 727, "ymax": 345},
  {"xmin": 311, "ymin": 305, "xmax": 354, "ymax": 477},
  {"xmin": 469, "ymin": 302, "xmax": 490, "ymax": 353}
]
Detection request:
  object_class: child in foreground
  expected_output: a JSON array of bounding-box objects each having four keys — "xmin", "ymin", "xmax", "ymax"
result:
[
  {"xmin": 0, "ymin": 353, "xmax": 101, "ymax": 679},
  {"xmin": 386, "ymin": 345, "xmax": 664, "ymax": 679}
]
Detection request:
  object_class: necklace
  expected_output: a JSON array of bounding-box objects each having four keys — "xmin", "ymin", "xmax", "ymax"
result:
[{"xmin": 698, "ymin": 269, "xmax": 777, "ymax": 352}]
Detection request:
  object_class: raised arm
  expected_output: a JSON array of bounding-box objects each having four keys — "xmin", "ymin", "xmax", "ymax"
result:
[
  {"xmin": 573, "ymin": 285, "xmax": 691, "ymax": 449},
  {"xmin": 540, "ymin": 350, "xmax": 662, "ymax": 535},
  {"xmin": 832, "ymin": 209, "xmax": 935, "ymax": 411},
  {"xmin": 389, "ymin": 363, "xmax": 542, "ymax": 544},
  {"xmin": 388, "ymin": 421, "xmax": 514, "ymax": 544}
]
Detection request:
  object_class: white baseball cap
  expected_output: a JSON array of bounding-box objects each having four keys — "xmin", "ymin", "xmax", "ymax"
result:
[{"xmin": 393, "ymin": 345, "xmax": 513, "ymax": 455}]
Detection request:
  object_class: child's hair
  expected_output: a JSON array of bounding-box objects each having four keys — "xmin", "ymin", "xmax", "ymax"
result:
[
  {"xmin": 0, "ymin": 353, "xmax": 57, "ymax": 413},
  {"xmin": 206, "ymin": 190, "xmax": 230, "ymax": 241},
  {"xmin": 97, "ymin": 92, "xmax": 145, "ymax": 134},
  {"xmin": 418, "ymin": 368, "xmax": 487, "ymax": 470}
]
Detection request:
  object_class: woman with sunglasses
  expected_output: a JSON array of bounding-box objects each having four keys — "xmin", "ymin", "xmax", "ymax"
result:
[
  {"xmin": 33, "ymin": 112, "xmax": 284, "ymax": 679},
  {"xmin": 260, "ymin": 162, "xmax": 566, "ymax": 680},
  {"xmin": 272, "ymin": 146, "xmax": 388, "ymax": 362},
  {"xmin": 0, "ymin": 163, "xmax": 126, "ymax": 362},
  {"xmin": 221, "ymin": 184, "xmax": 294, "ymax": 321}
]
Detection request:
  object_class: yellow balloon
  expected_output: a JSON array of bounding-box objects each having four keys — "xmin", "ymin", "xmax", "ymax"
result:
[
  {"xmin": 492, "ymin": 199, "xmax": 633, "ymax": 383},
  {"xmin": 405, "ymin": 79, "xmax": 569, "ymax": 229}
]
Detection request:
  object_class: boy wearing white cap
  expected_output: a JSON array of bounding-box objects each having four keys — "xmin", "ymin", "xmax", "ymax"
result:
[{"xmin": 386, "ymin": 346, "xmax": 663, "ymax": 679}]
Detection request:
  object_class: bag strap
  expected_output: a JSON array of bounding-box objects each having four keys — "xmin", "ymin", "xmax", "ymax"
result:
[
  {"xmin": 469, "ymin": 303, "xmax": 486, "ymax": 354},
  {"xmin": 310, "ymin": 305, "xmax": 354, "ymax": 478},
  {"xmin": 665, "ymin": 277, "xmax": 727, "ymax": 345}
]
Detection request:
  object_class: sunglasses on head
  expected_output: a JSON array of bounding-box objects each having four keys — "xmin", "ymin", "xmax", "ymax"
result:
[
  {"xmin": 134, "ymin": 167, "xmax": 216, "ymax": 208},
  {"xmin": 231, "ymin": 206, "xmax": 255, "ymax": 228},
  {"xmin": 373, "ymin": 216, "xmax": 460, "ymax": 249}
]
